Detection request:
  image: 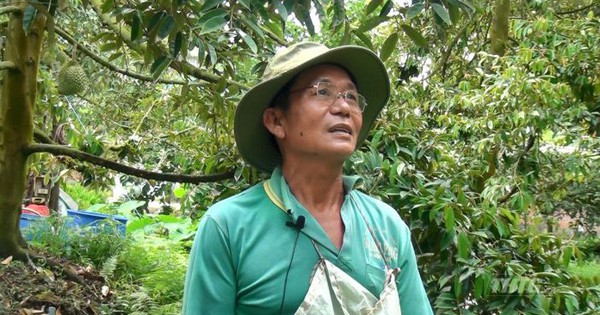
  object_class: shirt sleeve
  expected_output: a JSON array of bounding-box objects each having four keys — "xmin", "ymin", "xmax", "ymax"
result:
[
  {"xmin": 397, "ymin": 224, "xmax": 434, "ymax": 315},
  {"xmin": 183, "ymin": 215, "xmax": 236, "ymax": 315}
]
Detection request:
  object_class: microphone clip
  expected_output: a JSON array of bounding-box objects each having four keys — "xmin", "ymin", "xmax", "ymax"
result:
[{"xmin": 285, "ymin": 215, "xmax": 305, "ymax": 230}]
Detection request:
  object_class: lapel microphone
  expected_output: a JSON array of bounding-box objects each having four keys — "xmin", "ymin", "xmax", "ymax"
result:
[{"xmin": 286, "ymin": 215, "xmax": 306, "ymax": 230}]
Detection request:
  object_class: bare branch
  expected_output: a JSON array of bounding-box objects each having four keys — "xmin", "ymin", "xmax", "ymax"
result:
[
  {"xmin": 498, "ymin": 133, "xmax": 537, "ymax": 204},
  {"xmin": 0, "ymin": 61, "xmax": 17, "ymax": 71},
  {"xmin": 429, "ymin": 18, "xmax": 472, "ymax": 80},
  {"xmin": 555, "ymin": 2, "xmax": 598, "ymax": 15},
  {"xmin": 86, "ymin": 0, "xmax": 250, "ymax": 90},
  {"xmin": 24, "ymin": 143, "xmax": 235, "ymax": 184},
  {"xmin": 33, "ymin": 128, "xmax": 55, "ymax": 144},
  {"xmin": 54, "ymin": 27, "xmax": 205, "ymax": 86},
  {"xmin": 0, "ymin": 6, "xmax": 20, "ymax": 16}
]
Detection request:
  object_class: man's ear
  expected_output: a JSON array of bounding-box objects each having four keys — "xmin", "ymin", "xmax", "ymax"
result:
[{"xmin": 263, "ymin": 107, "xmax": 286, "ymax": 139}]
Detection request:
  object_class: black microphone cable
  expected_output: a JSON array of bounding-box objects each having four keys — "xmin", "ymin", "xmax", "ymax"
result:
[{"xmin": 279, "ymin": 215, "xmax": 305, "ymax": 315}]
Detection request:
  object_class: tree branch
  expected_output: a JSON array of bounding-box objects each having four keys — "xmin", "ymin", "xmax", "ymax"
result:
[
  {"xmin": 0, "ymin": 61, "xmax": 17, "ymax": 71},
  {"xmin": 498, "ymin": 133, "xmax": 537, "ymax": 204},
  {"xmin": 24, "ymin": 143, "xmax": 235, "ymax": 184},
  {"xmin": 0, "ymin": 6, "xmax": 20, "ymax": 16},
  {"xmin": 86, "ymin": 0, "xmax": 250, "ymax": 90},
  {"xmin": 33, "ymin": 128, "xmax": 55, "ymax": 144},
  {"xmin": 555, "ymin": 2, "xmax": 598, "ymax": 15},
  {"xmin": 54, "ymin": 26, "xmax": 205, "ymax": 86},
  {"xmin": 429, "ymin": 18, "xmax": 472, "ymax": 80}
]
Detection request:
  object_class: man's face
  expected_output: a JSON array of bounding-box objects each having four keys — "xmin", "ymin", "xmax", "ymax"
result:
[{"xmin": 273, "ymin": 64, "xmax": 364, "ymax": 165}]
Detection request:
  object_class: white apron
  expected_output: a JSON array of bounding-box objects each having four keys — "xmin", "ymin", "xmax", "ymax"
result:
[
  {"xmin": 294, "ymin": 197, "xmax": 402, "ymax": 315},
  {"xmin": 294, "ymin": 258, "xmax": 401, "ymax": 315}
]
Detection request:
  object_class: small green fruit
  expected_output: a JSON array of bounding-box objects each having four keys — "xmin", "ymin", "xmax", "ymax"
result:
[{"xmin": 57, "ymin": 60, "xmax": 88, "ymax": 95}]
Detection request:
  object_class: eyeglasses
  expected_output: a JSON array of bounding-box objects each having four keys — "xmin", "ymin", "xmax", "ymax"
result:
[{"xmin": 290, "ymin": 82, "xmax": 367, "ymax": 113}]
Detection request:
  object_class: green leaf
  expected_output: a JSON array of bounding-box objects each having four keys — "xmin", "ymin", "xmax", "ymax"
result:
[
  {"xmin": 457, "ymin": 232, "xmax": 470, "ymax": 259},
  {"xmin": 198, "ymin": 8, "xmax": 228, "ymax": 25},
  {"xmin": 297, "ymin": 6, "xmax": 315, "ymax": 36},
  {"xmin": 237, "ymin": 29, "xmax": 258, "ymax": 54},
  {"xmin": 432, "ymin": 3, "xmax": 452, "ymax": 25},
  {"xmin": 272, "ymin": 1, "xmax": 289, "ymax": 20},
  {"xmin": 406, "ymin": 2, "xmax": 424, "ymax": 19},
  {"xmin": 365, "ymin": 0, "xmax": 383, "ymax": 15},
  {"xmin": 158, "ymin": 15, "xmax": 175, "ymax": 39},
  {"xmin": 400, "ymin": 24, "xmax": 429, "ymax": 50},
  {"xmin": 117, "ymin": 200, "xmax": 146, "ymax": 215},
  {"xmin": 508, "ymin": 276, "xmax": 519, "ymax": 293},
  {"xmin": 199, "ymin": 0, "xmax": 223, "ymax": 11},
  {"xmin": 200, "ymin": 16, "xmax": 227, "ymax": 35},
  {"xmin": 127, "ymin": 217, "xmax": 155, "ymax": 233},
  {"xmin": 332, "ymin": 0, "xmax": 346, "ymax": 28},
  {"xmin": 457, "ymin": 0, "xmax": 475, "ymax": 12},
  {"xmin": 169, "ymin": 31, "xmax": 183, "ymax": 58},
  {"xmin": 379, "ymin": 0, "xmax": 393, "ymax": 17},
  {"xmin": 339, "ymin": 21, "xmax": 351, "ymax": 45},
  {"xmin": 357, "ymin": 16, "xmax": 389, "ymax": 33},
  {"xmin": 241, "ymin": 17, "xmax": 265, "ymax": 38},
  {"xmin": 454, "ymin": 276, "xmax": 462, "ymax": 299},
  {"xmin": 496, "ymin": 217, "xmax": 508, "ymax": 237},
  {"xmin": 150, "ymin": 55, "xmax": 171, "ymax": 79},
  {"xmin": 148, "ymin": 11, "xmax": 166, "ymax": 34},
  {"xmin": 447, "ymin": 0, "xmax": 461, "ymax": 24},
  {"xmin": 131, "ymin": 11, "xmax": 142, "ymax": 42},
  {"xmin": 207, "ymin": 44, "xmax": 217, "ymax": 67},
  {"xmin": 444, "ymin": 207, "xmax": 455, "ymax": 231},
  {"xmin": 264, "ymin": 20, "xmax": 284, "ymax": 41},
  {"xmin": 22, "ymin": 5, "xmax": 37, "ymax": 34},
  {"xmin": 518, "ymin": 277, "xmax": 529, "ymax": 295},
  {"xmin": 101, "ymin": 0, "xmax": 114, "ymax": 13},
  {"xmin": 562, "ymin": 246, "xmax": 572, "ymax": 267},
  {"xmin": 474, "ymin": 275, "xmax": 483, "ymax": 298},
  {"xmin": 564, "ymin": 294, "xmax": 579, "ymax": 313},
  {"xmin": 197, "ymin": 40, "xmax": 206, "ymax": 68},
  {"xmin": 380, "ymin": 33, "xmax": 398, "ymax": 62}
]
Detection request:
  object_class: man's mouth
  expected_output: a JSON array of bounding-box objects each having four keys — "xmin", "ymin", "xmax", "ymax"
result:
[{"xmin": 329, "ymin": 124, "xmax": 353, "ymax": 135}]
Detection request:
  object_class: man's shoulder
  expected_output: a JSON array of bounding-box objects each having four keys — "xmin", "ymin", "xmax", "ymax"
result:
[
  {"xmin": 351, "ymin": 190, "xmax": 408, "ymax": 228},
  {"xmin": 207, "ymin": 182, "xmax": 266, "ymax": 216}
]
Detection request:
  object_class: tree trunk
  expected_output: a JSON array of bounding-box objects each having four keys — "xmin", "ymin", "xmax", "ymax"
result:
[
  {"xmin": 490, "ymin": 0, "xmax": 510, "ymax": 56},
  {"xmin": 0, "ymin": 1, "xmax": 47, "ymax": 259}
]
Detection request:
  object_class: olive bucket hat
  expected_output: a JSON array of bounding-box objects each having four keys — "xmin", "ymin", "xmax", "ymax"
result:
[{"xmin": 234, "ymin": 42, "xmax": 390, "ymax": 173}]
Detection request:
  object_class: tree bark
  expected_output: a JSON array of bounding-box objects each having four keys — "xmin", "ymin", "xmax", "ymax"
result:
[
  {"xmin": 0, "ymin": 1, "xmax": 47, "ymax": 259},
  {"xmin": 490, "ymin": 0, "xmax": 510, "ymax": 56}
]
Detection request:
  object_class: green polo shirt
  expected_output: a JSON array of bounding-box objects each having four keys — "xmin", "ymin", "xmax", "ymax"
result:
[{"xmin": 183, "ymin": 167, "xmax": 433, "ymax": 314}]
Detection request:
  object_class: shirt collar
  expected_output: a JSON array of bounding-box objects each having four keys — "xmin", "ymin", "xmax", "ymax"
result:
[
  {"xmin": 264, "ymin": 166, "xmax": 364, "ymax": 254},
  {"xmin": 264, "ymin": 166, "xmax": 363, "ymax": 211}
]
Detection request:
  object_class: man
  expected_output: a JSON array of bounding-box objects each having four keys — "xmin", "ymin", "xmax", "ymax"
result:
[{"xmin": 183, "ymin": 42, "xmax": 433, "ymax": 314}]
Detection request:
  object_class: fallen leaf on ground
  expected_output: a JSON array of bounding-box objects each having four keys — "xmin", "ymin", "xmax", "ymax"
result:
[{"xmin": 1, "ymin": 256, "xmax": 12, "ymax": 265}]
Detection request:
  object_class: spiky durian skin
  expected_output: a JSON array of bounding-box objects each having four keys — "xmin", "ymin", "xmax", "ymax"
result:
[{"xmin": 57, "ymin": 61, "xmax": 88, "ymax": 95}]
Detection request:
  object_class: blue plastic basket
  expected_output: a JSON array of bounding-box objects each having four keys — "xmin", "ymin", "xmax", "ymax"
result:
[{"xmin": 20, "ymin": 210, "xmax": 127, "ymax": 238}]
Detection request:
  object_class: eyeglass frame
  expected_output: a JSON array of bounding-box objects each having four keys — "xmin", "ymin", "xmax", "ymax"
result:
[{"xmin": 288, "ymin": 81, "xmax": 368, "ymax": 113}]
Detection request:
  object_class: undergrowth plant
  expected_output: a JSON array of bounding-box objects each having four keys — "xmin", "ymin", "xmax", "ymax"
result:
[
  {"xmin": 25, "ymin": 212, "xmax": 190, "ymax": 314},
  {"xmin": 62, "ymin": 182, "xmax": 111, "ymax": 210}
]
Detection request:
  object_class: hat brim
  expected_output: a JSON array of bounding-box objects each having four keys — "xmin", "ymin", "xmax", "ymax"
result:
[{"xmin": 234, "ymin": 45, "xmax": 390, "ymax": 173}]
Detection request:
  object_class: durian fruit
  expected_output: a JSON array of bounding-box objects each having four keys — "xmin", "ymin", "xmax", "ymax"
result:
[{"xmin": 57, "ymin": 60, "xmax": 88, "ymax": 95}]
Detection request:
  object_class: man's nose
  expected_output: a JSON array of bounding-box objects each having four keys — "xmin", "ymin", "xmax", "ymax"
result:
[{"xmin": 331, "ymin": 93, "xmax": 352, "ymax": 116}]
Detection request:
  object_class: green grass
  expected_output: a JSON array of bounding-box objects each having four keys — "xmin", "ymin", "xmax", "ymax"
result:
[
  {"xmin": 569, "ymin": 260, "xmax": 600, "ymax": 285},
  {"xmin": 62, "ymin": 182, "xmax": 111, "ymax": 210}
]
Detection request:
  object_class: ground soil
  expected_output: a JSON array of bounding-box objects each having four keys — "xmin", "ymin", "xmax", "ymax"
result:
[{"xmin": 0, "ymin": 249, "xmax": 113, "ymax": 315}]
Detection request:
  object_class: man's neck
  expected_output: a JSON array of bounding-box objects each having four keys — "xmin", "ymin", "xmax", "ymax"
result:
[{"xmin": 281, "ymin": 161, "xmax": 345, "ymax": 214}]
